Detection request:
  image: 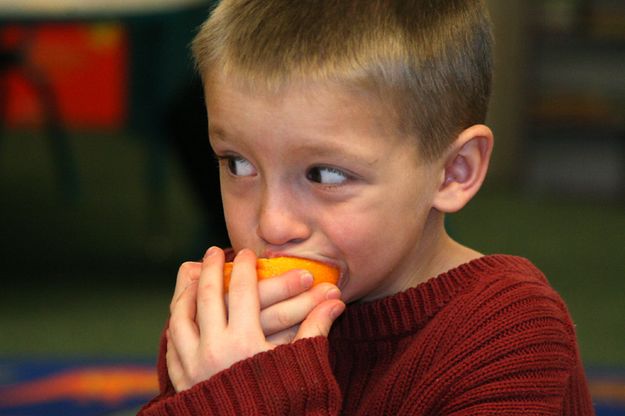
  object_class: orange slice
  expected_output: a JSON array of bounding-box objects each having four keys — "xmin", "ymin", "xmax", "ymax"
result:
[{"xmin": 223, "ymin": 257, "xmax": 339, "ymax": 292}]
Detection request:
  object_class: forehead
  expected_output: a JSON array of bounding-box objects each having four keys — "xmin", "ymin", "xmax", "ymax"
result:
[{"xmin": 204, "ymin": 70, "xmax": 417, "ymax": 156}]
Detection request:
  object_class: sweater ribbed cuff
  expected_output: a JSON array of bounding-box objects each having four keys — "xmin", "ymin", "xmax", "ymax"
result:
[{"xmin": 140, "ymin": 337, "xmax": 341, "ymax": 415}]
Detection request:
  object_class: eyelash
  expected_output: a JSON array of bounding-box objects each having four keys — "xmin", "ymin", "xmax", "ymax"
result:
[
  {"xmin": 214, "ymin": 154, "xmax": 354, "ymax": 187},
  {"xmin": 214, "ymin": 154, "xmax": 256, "ymax": 177},
  {"xmin": 306, "ymin": 166, "xmax": 351, "ymax": 186}
]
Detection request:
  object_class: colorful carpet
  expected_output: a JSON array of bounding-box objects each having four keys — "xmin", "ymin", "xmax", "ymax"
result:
[
  {"xmin": 1, "ymin": 360, "xmax": 624, "ymax": 415},
  {"xmin": 587, "ymin": 367, "xmax": 625, "ymax": 416},
  {"xmin": 0, "ymin": 359, "xmax": 158, "ymax": 416}
]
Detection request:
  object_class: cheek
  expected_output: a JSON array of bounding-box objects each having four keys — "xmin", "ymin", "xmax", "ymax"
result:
[
  {"xmin": 325, "ymin": 213, "xmax": 405, "ymax": 300},
  {"xmin": 323, "ymin": 194, "xmax": 428, "ymax": 266},
  {"xmin": 323, "ymin": 208, "xmax": 397, "ymax": 261},
  {"xmin": 221, "ymin": 192, "xmax": 256, "ymax": 249}
]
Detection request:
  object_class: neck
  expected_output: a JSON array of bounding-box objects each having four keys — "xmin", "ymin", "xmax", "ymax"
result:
[
  {"xmin": 422, "ymin": 212, "xmax": 484, "ymax": 279},
  {"xmin": 426, "ymin": 231, "xmax": 483, "ymax": 280},
  {"xmin": 369, "ymin": 212, "xmax": 482, "ymax": 302}
]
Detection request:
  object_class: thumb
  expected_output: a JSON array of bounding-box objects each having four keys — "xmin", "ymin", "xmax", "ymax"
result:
[{"xmin": 294, "ymin": 300, "xmax": 345, "ymax": 340}]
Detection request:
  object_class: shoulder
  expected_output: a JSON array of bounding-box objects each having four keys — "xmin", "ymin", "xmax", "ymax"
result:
[
  {"xmin": 446, "ymin": 255, "xmax": 574, "ymax": 330},
  {"xmin": 399, "ymin": 256, "xmax": 592, "ymax": 413},
  {"xmin": 434, "ymin": 255, "xmax": 580, "ymax": 363},
  {"xmin": 462, "ymin": 255, "xmax": 572, "ymax": 322}
]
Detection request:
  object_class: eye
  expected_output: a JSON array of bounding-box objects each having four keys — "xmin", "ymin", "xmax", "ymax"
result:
[
  {"xmin": 306, "ymin": 166, "xmax": 349, "ymax": 185},
  {"xmin": 222, "ymin": 155, "xmax": 256, "ymax": 177}
]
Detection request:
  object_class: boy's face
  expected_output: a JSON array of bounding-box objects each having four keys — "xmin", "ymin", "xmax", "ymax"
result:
[{"xmin": 206, "ymin": 75, "xmax": 444, "ymax": 303}]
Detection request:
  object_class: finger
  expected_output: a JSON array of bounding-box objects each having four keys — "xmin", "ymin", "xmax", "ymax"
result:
[
  {"xmin": 294, "ymin": 299, "xmax": 345, "ymax": 340},
  {"xmin": 257, "ymin": 269, "xmax": 314, "ymax": 309},
  {"xmin": 260, "ymin": 283, "xmax": 341, "ymax": 336},
  {"xmin": 170, "ymin": 261, "xmax": 202, "ymax": 314},
  {"xmin": 266, "ymin": 324, "xmax": 299, "ymax": 346},
  {"xmin": 196, "ymin": 246, "xmax": 227, "ymax": 335},
  {"xmin": 223, "ymin": 269, "xmax": 312, "ymax": 311},
  {"xmin": 168, "ymin": 280, "xmax": 201, "ymax": 367},
  {"xmin": 227, "ymin": 249, "xmax": 262, "ymax": 330},
  {"xmin": 166, "ymin": 334, "xmax": 188, "ymax": 392}
]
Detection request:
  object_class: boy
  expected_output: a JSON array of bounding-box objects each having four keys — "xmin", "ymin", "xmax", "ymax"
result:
[{"xmin": 140, "ymin": 0, "xmax": 595, "ymax": 414}]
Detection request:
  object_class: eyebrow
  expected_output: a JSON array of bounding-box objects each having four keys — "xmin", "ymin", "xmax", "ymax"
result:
[
  {"xmin": 293, "ymin": 142, "xmax": 380, "ymax": 167},
  {"xmin": 209, "ymin": 123, "xmax": 380, "ymax": 167},
  {"xmin": 207, "ymin": 124, "xmax": 229, "ymax": 141}
]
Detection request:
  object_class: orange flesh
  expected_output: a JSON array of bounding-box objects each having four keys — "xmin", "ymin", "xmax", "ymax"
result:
[{"xmin": 223, "ymin": 257, "xmax": 339, "ymax": 292}]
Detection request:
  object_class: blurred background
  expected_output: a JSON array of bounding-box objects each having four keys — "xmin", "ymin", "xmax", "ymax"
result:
[{"xmin": 1, "ymin": 0, "xmax": 624, "ymax": 414}]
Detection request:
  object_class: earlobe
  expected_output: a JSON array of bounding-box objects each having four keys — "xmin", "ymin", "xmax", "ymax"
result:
[{"xmin": 433, "ymin": 124, "xmax": 493, "ymax": 213}]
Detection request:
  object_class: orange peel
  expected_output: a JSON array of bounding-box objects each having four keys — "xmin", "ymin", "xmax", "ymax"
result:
[{"xmin": 223, "ymin": 256, "xmax": 339, "ymax": 292}]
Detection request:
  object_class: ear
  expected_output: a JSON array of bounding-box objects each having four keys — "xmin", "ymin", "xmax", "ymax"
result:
[{"xmin": 432, "ymin": 124, "xmax": 494, "ymax": 213}]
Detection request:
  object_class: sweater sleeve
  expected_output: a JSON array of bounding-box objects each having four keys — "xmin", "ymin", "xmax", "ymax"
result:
[{"xmin": 138, "ymin": 330, "xmax": 342, "ymax": 415}]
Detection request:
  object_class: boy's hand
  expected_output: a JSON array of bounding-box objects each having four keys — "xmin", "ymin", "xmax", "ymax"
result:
[
  {"xmin": 253, "ymin": 266, "xmax": 342, "ymax": 345},
  {"xmin": 166, "ymin": 247, "xmax": 345, "ymax": 392}
]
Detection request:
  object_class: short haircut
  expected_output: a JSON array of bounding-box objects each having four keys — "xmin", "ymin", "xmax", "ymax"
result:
[{"xmin": 192, "ymin": 0, "xmax": 493, "ymax": 160}]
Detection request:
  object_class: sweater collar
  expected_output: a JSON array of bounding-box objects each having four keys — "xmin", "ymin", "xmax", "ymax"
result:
[{"xmin": 329, "ymin": 254, "xmax": 538, "ymax": 340}]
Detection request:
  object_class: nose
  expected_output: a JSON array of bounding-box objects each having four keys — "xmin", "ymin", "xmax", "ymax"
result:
[{"xmin": 256, "ymin": 185, "xmax": 311, "ymax": 248}]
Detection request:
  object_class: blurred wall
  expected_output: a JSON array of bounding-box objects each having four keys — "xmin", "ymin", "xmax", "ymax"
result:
[{"xmin": 485, "ymin": 0, "xmax": 528, "ymax": 186}]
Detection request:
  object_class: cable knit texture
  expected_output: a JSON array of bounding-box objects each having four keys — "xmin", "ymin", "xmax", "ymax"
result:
[{"xmin": 139, "ymin": 255, "xmax": 595, "ymax": 415}]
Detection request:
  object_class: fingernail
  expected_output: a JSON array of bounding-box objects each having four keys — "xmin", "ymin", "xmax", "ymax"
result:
[
  {"xmin": 331, "ymin": 303, "xmax": 345, "ymax": 320},
  {"xmin": 300, "ymin": 271, "xmax": 313, "ymax": 287},
  {"xmin": 204, "ymin": 246, "xmax": 218, "ymax": 259},
  {"xmin": 234, "ymin": 248, "xmax": 253, "ymax": 260},
  {"xmin": 326, "ymin": 287, "xmax": 341, "ymax": 300}
]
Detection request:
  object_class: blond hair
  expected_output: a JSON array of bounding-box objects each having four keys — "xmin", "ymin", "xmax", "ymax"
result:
[{"xmin": 192, "ymin": 0, "xmax": 493, "ymax": 160}]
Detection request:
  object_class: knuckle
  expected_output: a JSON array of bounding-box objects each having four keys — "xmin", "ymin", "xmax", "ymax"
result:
[
  {"xmin": 186, "ymin": 365, "xmax": 202, "ymax": 383},
  {"xmin": 169, "ymin": 283, "xmax": 194, "ymax": 314},
  {"xmin": 168, "ymin": 316, "xmax": 184, "ymax": 339},
  {"xmin": 313, "ymin": 283, "xmax": 338, "ymax": 302},
  {"xmin": 178, "ymin": 261, "xmax": 200, "ymax": 277},
  {"xmin": 274, "ymin": 308, "xmax": 294, "ymax": 329},
  {"xmin": 282, "ymin": 326, "xmax": 298, "ymax": 343},
  {"xmin": 169, "ymin": 295, "xmax": 179, "ymax": 314},
  {"xmin": 196, "ymin": 283, "xmax": 220, "ymax": 305},
  {"xmin": 166, "ymin": 344, "xmax": 175, "ymax": 360},
  {"xmin": 285, "ymin": 274, "xmax": 305, "ymax": 297},
  {"xmin": 199, "ymin": 278, "xmax": 220, "ymax": 293},
  {"xmin": 314, "ymin": 282, "xmax": 335, "ymax": 293},
  {"xmin": 315, "ymin": 320, "xmax": 328, "ymax": 335}
]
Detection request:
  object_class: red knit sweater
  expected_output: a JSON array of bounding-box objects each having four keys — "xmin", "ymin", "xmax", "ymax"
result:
[{"xmin": 139, "ymin": 255, "xmax": 595, "ymax": 415}]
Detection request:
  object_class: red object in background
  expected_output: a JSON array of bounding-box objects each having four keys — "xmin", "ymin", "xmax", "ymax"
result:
[{"xmin": 1, "ymin": 23, "xmax": 128, "ymax": 129}]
